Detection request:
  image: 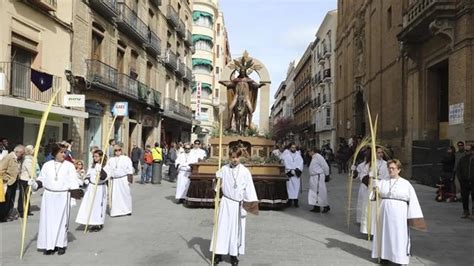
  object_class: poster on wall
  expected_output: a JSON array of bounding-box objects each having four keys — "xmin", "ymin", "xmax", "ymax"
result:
[{"xmin": 448, "ymin": 103, "xmax": 464, "ymax": 125}]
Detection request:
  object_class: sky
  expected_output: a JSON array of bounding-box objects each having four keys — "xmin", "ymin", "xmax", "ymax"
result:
[{"xmin": 219, "ymin": 0, "xmax": 338, "ymax": 125}]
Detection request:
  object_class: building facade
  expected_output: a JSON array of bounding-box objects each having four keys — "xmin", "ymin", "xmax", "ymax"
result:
[
  {"xmin": 0, "ymin": 1, "xmax": 88, "ymax": 157},
  {"xmin": 191, "ymin": 0, "xmax": 231, "ymax": 144},
  {"xmin": 335, "ymin": 0, "xmax": 473, "ymax": 180},
  {"xmin": 71, "ymin": 0, "xmax": 193, "ymax": 163},
  {"xmin": 312, "ymin": 10, "xmax": 337, "ymax": 150}
]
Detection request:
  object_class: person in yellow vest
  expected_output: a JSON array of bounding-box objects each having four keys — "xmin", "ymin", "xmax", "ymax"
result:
[{"xmin": 151, "ymin": 142, "xmax": 163, "ymax": 184}]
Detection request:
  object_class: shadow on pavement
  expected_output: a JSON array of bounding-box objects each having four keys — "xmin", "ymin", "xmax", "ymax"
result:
[
  {"xmin": 181, "ymin": 235, "xmax": 211, "ymax": 265},
  {"xmin": 325, "ymin": 237, "xmax": 373, "ymax": 263}
]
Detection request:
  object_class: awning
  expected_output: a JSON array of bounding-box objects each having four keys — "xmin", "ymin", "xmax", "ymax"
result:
[
  {"xmin": 192, "ymin": 58, "xmax": 213, "ymax": 70},
  {"xmin": 192, "ymin": 34, "xmax": 213, "ymax": 44},
  {"xmin": 0, "ymin": 96, "xmax": 89, "ymax": 119},
  {"xmin": 192, "ymin": 82, "xmax": 212, "ymax": 94},
  {"xmin": 192, "ymin": 11, "xmax": 214, "ymax": 22}
]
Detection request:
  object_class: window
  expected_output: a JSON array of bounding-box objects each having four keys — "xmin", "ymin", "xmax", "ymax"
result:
[
  {"xmin": 194, "ymin": 40, "xmax": 212, "ymax": 51},
  {"xmin": 217, "ymin": 23, "xmax": 221, "ymax": 36},
  {"xmin": 149, "ymin": 9, "xmax": 155, "ymax": 32},
  {"xmin": 216, "ymin": 45, "xmax": 220, "ymax": 58},
  {"xmin": 146, "ymin": 62, "xmax": 153, "ymax": 87},
  {"xmin": 193, "ymin": 64, "xmax": 212, "ymax": 74},
  {"xmin": 130, "ymin": 50, "xmax": 139, "ymax": 79},
  {"xmin": 215, "ymin": 88, "xmax": 219, "ymax": 98},
  {"xmin": 91, "ymin": 32, "xmax": 103, "ymax": 60},
  {"xmin": 216, "ymin": 66, "xmax": 220, "ymax": 74},
  {"xmin": 194, "ymin": 16, "xmax": 213, "ymax": 28},
  {"xmin": 387, "ymin": 7, "xmax": 392, "ymax": 29},
  {"xmin": 117, "ymin": 49, "xmax": 125, "ymax": 73},
  {"xmin": 11, "ymin": 46, "xmax": 33, "ymax": 98},
  {"xmin": 326, "ymin": 107, "xmax": 331, "ymax": 126}
]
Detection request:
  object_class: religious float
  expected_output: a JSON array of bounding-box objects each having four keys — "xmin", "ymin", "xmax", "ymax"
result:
[{"xmin": 185, "ymin": 52, "xmax": 288, "ymax": 209}]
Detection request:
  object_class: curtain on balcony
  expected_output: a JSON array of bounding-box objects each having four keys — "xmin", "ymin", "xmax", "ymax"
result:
[
  {"xmin": 192, "ymin": 58, "xmax": 213, "ymax": 70},
  {"xmin": 192, "ymin": 11, "xmax": 214, "ymax": 23},
  {"xmin": 192, "ymin": 34, "xmax": 213, "ymax": 44}
]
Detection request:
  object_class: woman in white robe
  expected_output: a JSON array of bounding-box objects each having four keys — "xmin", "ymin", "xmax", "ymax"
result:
[
  {"xmin": 281, "ymin": 144, "xmax": 304, "ymax": 207},
  {"xmin": 372, "ymin": 159, "xmax": 426, "ymax": 265},
  {"xmin": 106, "ymin": 145, "xmax": 134, "ymax": 217},
  {"xmin": 308, "ymin": 148, "xmax": 330, "ymax": 213},
  {"xmin": 76, "ymin": 149, "xmax": 109, "ymax": 231},
  {"xmin": 175, "ymin": 144, "xmax": 198, "ymax": 202},
  {"xmin": 30, "ymin": 143, "xmax": 80, "ymax": 255},
  {"xmin": 210, "ymin": 148, "xmax": 258, "ymax": 266}
]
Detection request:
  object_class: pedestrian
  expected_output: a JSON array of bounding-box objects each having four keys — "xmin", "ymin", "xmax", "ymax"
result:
[
  {"xmin": 74, "ymin": 160, "xmax": 86, "ymax": 186},
  {"xmin": 29, "ymin": 142, "xmax": 83, "ymax": 255},
  {"xmin": 0, "ymin": 138, "xmax": 12, "ymax": 153},
  {"xmin": 151, "ymin": 142, "xmax": 163, "ymax": 184},
  {"xmin": 438, "ymin": 146, "xmax": 456, "ymax": 202},
  {"xmin": 371, "ymin": 159, "xmax": 427, "ymax": 265},
  {"xmin": 76, "ymin": 149, "xmax": 109, "ymax": 232},
  {"xmin": 130, "ymin": 144, "xmax": 142, "ymax": 174},
  {"xmin": 456, "ymin": 144, "xmax": 474, "ymax": 219},
  {"xmin": 308, "ymin": 147, "xmax": 331, "ymax": 213},
  {"xmin": 281, "ymin": 143, "xmax": 304, "ymax": 207},
  {"xmin": 178, "ymin": 142, "xmax": 184, "ymax": 154},
  {"xmin": 61, "ymin": 141, "xmax": 74, "ymax": 163},
  {"xmin": 141, "ymin": 145, "xmax": 153, "ymax": 184},
  {"xmin": 175, "ymin": 143, "xmax": 198, "ymax": 203},
  {"xmin": 167, "ymin": 142, "xmax": 178, "ymax": 182},
  {"xmin": 18, "ymin": 145, "xmax": 38, "ymax": 217},
  {"xmin": 108, "ymin": 139, "xmax": 116, "ymax": 158},
  {"xmin": 107, "ymin": 145, "xmax": 134, "ymax": 217},
  {"xmin": 454, "ymin": 141, "xmax": 465, "ymax": 199},
  {"xmin": 352, "ymin": 149, "xmax": 370, "ymax": 224},
  {"xmin": 0, "ymin": 144, "xmax": 25, "ymax": 222},
  {"xmin": 210, "ymin": 147, "xmax": 258, "ymax": 266},
  {"xmin": 192, "ymin": 139, "xmax": 207, "ymax": 161}
]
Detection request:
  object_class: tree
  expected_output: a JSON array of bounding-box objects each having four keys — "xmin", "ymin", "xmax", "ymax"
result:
[{"xmin": 271, "ymin": 117, "xmax": 296, "ymax": 141}]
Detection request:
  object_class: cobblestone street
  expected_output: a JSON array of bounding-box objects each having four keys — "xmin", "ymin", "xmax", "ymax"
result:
[{"xmin": 1, "ymin": 167, "xmax": 473, "ymax": 265}]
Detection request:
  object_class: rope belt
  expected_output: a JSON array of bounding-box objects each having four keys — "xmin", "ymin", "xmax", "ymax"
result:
[
  {"xmin": 44, "ymin": 187, "xmax": 69, "ymax": 193},
  {"xmin": 111, "ymin": 175, "xmax": 127, "ymax": 180},
  {"xmin": 381, "ymin": 197, "xmax": 408, "ymax": 203},
  {"xmin": 89, "ymin": 180, "xmax": 107, "ymax": 185}
]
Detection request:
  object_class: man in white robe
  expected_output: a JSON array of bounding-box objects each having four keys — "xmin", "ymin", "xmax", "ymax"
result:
[
  {"xmin": 76, "ymin": 149, "xmax": 109, "ymax": 231},
  {"xmin": 372, "ymin": 159, "xmax": 426, "ymax": 265},
  {"xmin": 175, "ymin": 144, "xmax": 198, "ymax": 203},
  {"xmin": 30, "ymin": 143, "xmax": 81, "ymax": 255},
  {"xmin": 360, "ymin": 147, "xmax": 390, "ymax": 235},
  {"xmin": 281, "ymin": 143, "xmax": 304, "ymax": 207},
  {"xmin": 191, "ymin": 139, "xmax": 207, "ymax": 161},
  {"xmin": 308, "ymin": 148, "xmax": 330, "ymax": 213},
  {"xmin": 106, "ymin": 145, "xmax": 134, "ymax": 217},
  {"xmin": 210, "ymin": 148, "xmax": 258, "ymax": 266}
]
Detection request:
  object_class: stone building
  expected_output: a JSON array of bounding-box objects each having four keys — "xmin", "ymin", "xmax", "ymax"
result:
[{"xmin": 335, "ymin": 0, "xmax": 473, "ymax": 181}]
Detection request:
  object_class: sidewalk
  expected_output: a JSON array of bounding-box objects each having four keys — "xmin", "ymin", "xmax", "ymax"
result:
[{"xmin": 0, "ymin": 167, "xmax": 472, "ymax": 265}]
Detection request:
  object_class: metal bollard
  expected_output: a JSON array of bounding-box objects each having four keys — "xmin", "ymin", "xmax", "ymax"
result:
[{"xmin": 152, "ymin": 161, "xmax": 162, "ymax": 184}]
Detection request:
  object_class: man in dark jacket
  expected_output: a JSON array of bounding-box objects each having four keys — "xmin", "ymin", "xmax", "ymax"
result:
[
  {"xmin": 167, "ymin": 142, "xmax": 178, "ymax": 182},
  {"xmin": 131, "ymin": 144, "xmax": 143, "ymax": 175},
  {"xmin": 456, "ymin": 144, "xmax": 474, "ymax": 219}
]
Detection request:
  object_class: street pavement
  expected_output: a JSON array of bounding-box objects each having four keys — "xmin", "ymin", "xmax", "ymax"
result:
[{"xmin": 1, "ymin": 166, "xmax": 473, "ymax": 265}]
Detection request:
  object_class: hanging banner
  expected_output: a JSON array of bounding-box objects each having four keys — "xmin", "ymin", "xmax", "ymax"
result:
[
  {"xmin": 196, "ymin": 82, "xmax": 202, "ymax": 119},
  {"xmin": 112, "ymin": 102, "xmax": 129, "ymax": 117}
]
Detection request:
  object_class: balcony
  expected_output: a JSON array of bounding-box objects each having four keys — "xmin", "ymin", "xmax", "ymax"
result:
[
  {"xmin": 176, "ymin": 61, "xmax": 186, "ymax": 78},
  {"xmin": 117, "ymin": 2, "xmax": 149, "ymax": 44},
  {"xmin": 117, "ymin": 73, "xmax": 138, "ymax": 99},
  {"xmin": 88, "ymin": 0, "xmax": 118, "ymax": 19},
  {"xmin": 29, "ymin": 0, "xmax": 56, "ymax": 12},
  {"xmin": 166, "ymin": 5, "xmax": 179, "ymax": 28},
  {"xmin": 323, "ymin": 47, "xmax": 331, "ymax": 58},
  {"xmin": 164, "ymin": 50, "xmax": 178, "ymax": 71},
  {"xmin": 183, "ymin": 67, "xmax": 193, "ymax": 83},
  {"xmin": 177, "ymin": 20, "xmax": 186, "ymax": 38},
  {"xmin": 184, "ymin": 30, "xmax": 193, "ymax": 47},
  {"xmin": 163, "ymin": 97, "xmax": 192, "ymax": 122},
  {"xmin": 150, "ymin": 0, "xmax": 161, "ymax": 7},
  {"xmin": 86, "ymin": 59, "xmax": 118, "ymax": 92},
  {"xmin": 147, "ymin": 30, "xmax": 161, "ymax": 56},
  {"xmin": 323, "ymin": 69, "xmax": 331, "ymax": 82},
  {"xmin": 0, "ymin": 62, "xmax": 62, "ymax": 105},
  {"xmin": 398, "ymin": 0, "xmax": 456, "ymax": 42}
]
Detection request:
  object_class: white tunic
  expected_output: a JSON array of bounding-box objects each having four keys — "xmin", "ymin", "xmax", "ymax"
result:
[
  {"xmin": 191, "ymin": 148, "xmax": 206, "ymax": 160},
  {"xmin": 210, "ymin": 164, "xmax": 258, "ymax": 256},
  {"xmin": 107, "ymin": 155, "xmax": 134, "ymax": 217},
  {"xmin": 360, "ymin": 159, "xmax": 390, "ymax": 234},
  {"xmin": 76, "ymin": 164, "xmax": 109, "ymax": 225},
  {"xmin": 175, "ymin": 152, "xmax": 199, "ymax": 199},
  {"xmin": 308, "ymin": 153, "xmax": 330, "ymax": 206},
  {"xmin": 37, "ymin": 160, "xmax": 79, "ymax": 250},
  {"xmin": 372, "ymin": 177, "xmax": 424, "ymax": 265},
  {"xmin": 355, "ymin": 162, "xmax": 369, "ymax": 223},
  {"xmin": 281, "ymin": 150, "xmax": 304, "ymax": 199}
]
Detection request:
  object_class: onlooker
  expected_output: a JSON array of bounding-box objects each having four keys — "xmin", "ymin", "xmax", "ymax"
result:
[
  {"xmin": 108, "ymin": 139, "xmax": 116, "ymax": 158},
  {"xmin": 456, "ymin": 144, "xmax": 474, "ymax": 219},
  {"xmin": 18, "ymin": 145, "xmax": 38, "ymax": 217},
  {"xmin": 141, "ymin": 145, "xmax": 153, "ymax": 184},
  {"xmin": 74, "ymin": 160, "xmax": 86, "ymax": 186},
  {"xmin": 178, "ymin": 142, "xmax": 184, "ymax": 154},
  {"xmin": 167, "ymin": 142, "xmax": 178, "ymax": 182},
  {"xmin": 0, "ymin": 138, "xmax": 11, "ymax": 153},
  {"xmin": 151, "ymin": 142, "xmax": 163, "ymax": 184},
  {"xmin": 0, "ymin": 145, "xmax": 25, "ymax": 222},
  {"xmin": 130, "ymin": 144, "xmax": 142, "ymax": 174},
  {"xmin": 439, "ymin": 146, "xmax": 456, "ymax": 201},
  {"xmin": 454, "ymin": 141, "xmax": 466, "ymax": 198}
]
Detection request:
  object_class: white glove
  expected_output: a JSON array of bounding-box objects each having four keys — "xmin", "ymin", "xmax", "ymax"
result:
[
  {"xmin": 216, "ymin": 170, "xmax": 222, "ymax": 178},
  {"xmin": 369, "ymin": 171, "xmax": 376, "ymax": 178},
  {"xmin": 350, "ymin": 165, "xmax": 357, "ymax": 171},
  {"xmin": 291, "ymin": 170, "xmax": 296, "ymax": 175},
  {"xmin": 28, "ymin": 180, "xmax": 38, "ymax": 191},
  {"xmin": 84, "ymin": 179, "xmax": 90, "ymax": 185}
]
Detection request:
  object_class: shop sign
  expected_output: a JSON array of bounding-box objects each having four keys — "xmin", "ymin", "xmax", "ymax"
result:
[
  {"xmin": 64, "ymin": 94, "xmax": 85, "ymax": 107},
  {"xmin": 449, "ymin": 103, "xmax": 464, "ymax": 125},
  {"xmin": 112, "ymin": 102, "xmax": 129, "ymax": 117}
]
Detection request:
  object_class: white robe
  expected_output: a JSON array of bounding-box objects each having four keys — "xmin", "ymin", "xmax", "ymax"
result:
[
  {"xmin": 107, "ymin": 155, "xmax": 134, "ymax": 217},
  {"xmin": 281, "ymin": 150, "xmax": 304, "ymax": 199},
  {"xmin": 75, "ymin": 164, "xmax": 109, "ymax": 225},
  {"xmin": 372, "ymin": 177, "xmax": 424, "ymax": 265},
  {"xmin": 191, "ymin": 148, "xmax": 206, "ymax": 160},
  {"xmin": 37, "ymin": 160, "xmax": 79, "ymax": 250},
  {"xmin": 175, "ymin": 152, "xmax": 198, "ymax": 199},
  {"xmin": 210, "ymin": 164, "xmax": 258, "ymax": 256},
  {"xmin": 355, "ymin": 162, "xmax": 369, "ymax": 223},
  {"xmin": 360, "ymin": 159, "xmax": 390, "ymax": 234},
  {"xmin": 308, "ymin": 153, "xmax": 330, "ymax": 206}
]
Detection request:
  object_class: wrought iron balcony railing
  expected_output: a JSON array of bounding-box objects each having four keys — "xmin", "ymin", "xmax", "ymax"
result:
[
  {"xmin": 164, "ymin": 50, "xmax": 178, "ymax": 71},
  {"xmin": 184, "ymin": 30, "xmax": 193, "ymax": 47},
  {"xmin": 166, "ymin": 5, "xmax": 179, "ymax": 28},
  {"xmin": 88, "ymin": 0, "xmax": 118, "ymax": 19},
  {"xmin": 164, "ymin": 97, "xmax": 192, "ymax": 119},
  {"xmin": 177, "ymin": 20, "xmax": 186, "ymax": 38},
  {"xmin": 117, "ymin": 73, "xmax": 138, "ymax": 99},
  {"xmin": 147, "ymin": 30, "xmax": 161, "ymax": 56},
  {"xmin": 86, "ymin": 59, "xmax": 118, "ymax": 91},
  {"xmin": 183, "ymin": 66, "xmax": 193, "ymax": 83},
  {"xmin": 117, "ymin": 2, "xmax": 149, "ymax": 43},
  {"xmin": 0, "ymin": 61, "xmax": 63, "ymax": 105}
]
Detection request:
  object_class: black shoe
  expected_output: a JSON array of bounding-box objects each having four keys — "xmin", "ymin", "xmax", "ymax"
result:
[
  {"xmin": 43, "ymin": 249, "xmax": 55, "ymax": 255},
  {"xmin": 230, "ymin": 256, "xmax": 239, "ymax": 266},
  {"xmin": 461, "ymin": 211, "xmax": 470, "ymax": 219},
  {"xmin": 57, "ymin": 247, "xmax": 66, "ymax": 255},
  {"xmin": 294, "ymin": 199, "xmax": 299, "ymax": 208},
  {"xmin": 310, "ymin": 206, "xmax": 321, "ymax": 213},
  {"xmin": 214, "ymin": 254, "xmax": 223, "ymax": 265},
  {"xmin": 322, "ymin": 206, "xmax": 331, "ymax": 213}
]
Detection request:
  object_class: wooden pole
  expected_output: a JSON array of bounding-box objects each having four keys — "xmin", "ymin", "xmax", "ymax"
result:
[{"xmin": 211, "ymin": 106, "xmax": 224, "ymax": 265}]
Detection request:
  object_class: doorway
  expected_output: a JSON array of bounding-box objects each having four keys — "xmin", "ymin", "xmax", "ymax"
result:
[
  {"xmin": 426, "ymin": 60, "xmax": 449, "ymax": 140},
  {"xmin": 354, "ymin": 90, "xmax": 366, "ymax": 137}
]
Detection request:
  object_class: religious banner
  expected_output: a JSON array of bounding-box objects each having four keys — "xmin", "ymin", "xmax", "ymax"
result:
[
  {"xmin": 31, "ymin": 69, "xmax": 53, "ymax": 92},
  {"xmin": 449, "ymin": 103, "xmax": 464, "ymax": 125},
  {"xmin": 196, "ymin": 82, "xmax": 202, "ymax": 119}
]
